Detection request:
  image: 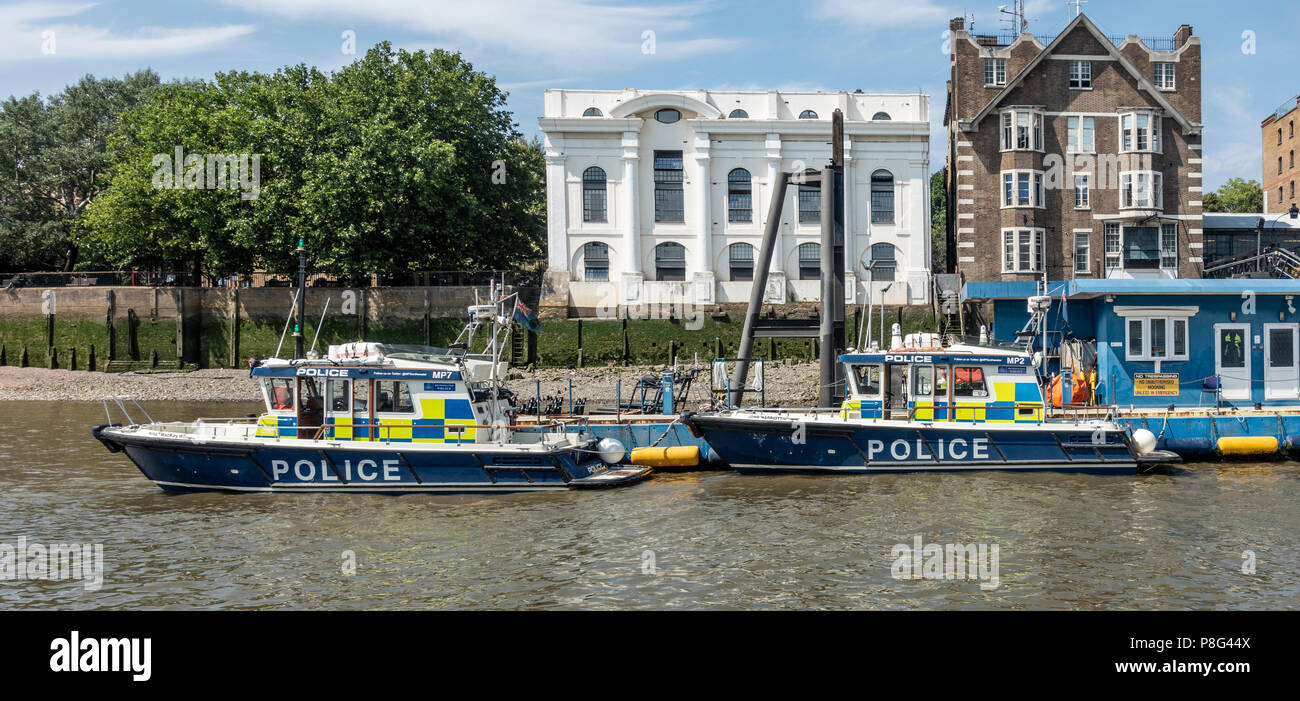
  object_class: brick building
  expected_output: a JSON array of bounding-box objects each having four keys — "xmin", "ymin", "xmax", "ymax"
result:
[
  {"xmin": 944, "ymin": 13, "xmax": 1203, "ymax": 281},
  {"xmin": 1263, "ymin": 94, "xmax": 1299, "ymax": 214}
]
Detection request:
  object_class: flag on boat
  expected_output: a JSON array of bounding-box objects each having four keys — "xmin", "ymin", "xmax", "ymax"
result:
[{"xmin": 513, "ymin": 298, "xmax": 542, "ymax": 333}]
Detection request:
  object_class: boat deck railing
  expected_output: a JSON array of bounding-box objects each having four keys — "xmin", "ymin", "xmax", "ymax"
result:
[
  {"xmin": 738, "ymin": 401, "xmax": 1116, "ymax": 426},
  {"xmin": 131, "ymin": 416, "xmax": 584, "ymax": 446}
]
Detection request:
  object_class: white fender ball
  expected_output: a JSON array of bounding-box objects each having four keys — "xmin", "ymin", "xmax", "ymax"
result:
[
  {"xmin": 596, "ymin": 437, "xmax": 626, "ymax": 464},
  {"xmin": 1132, "ymin": 429, "xmax": 1157, "ymax": 455}
]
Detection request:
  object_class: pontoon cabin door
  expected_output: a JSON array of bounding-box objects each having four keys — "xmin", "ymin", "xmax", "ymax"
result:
[
  {"xmin": 1264, "ymin": 323, "xmax": 1299, "ymax": 400},
  {"xmin": 1214, "ymin": 324, "xmax": 1251, "ymax": 401}
]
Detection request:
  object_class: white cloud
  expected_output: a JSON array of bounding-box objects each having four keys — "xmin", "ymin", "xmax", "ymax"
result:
[
  {"xmin": 0, "ymin": 2, "xmax": 255, "ymax": 65},
  {"xmin": 813, "ymin": 0, "xmax": 950, "ymax": 28},
  {"xmin": 223, "ymin": 0, "xmax": 741, "ymax": 67}
]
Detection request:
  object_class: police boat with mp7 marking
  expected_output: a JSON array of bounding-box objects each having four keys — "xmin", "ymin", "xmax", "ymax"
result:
[
  {"xmin": 92, "ymin": 295, "xmax": 648, "ymax": 494},
  {"xmin": 683, "ymin": 330, "xmax": 1180, "ymax": 476}
]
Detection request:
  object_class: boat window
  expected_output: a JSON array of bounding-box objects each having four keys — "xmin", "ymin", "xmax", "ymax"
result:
[
  {"xmin": 328, "ymin": 379, "xmax": 350, "ymax": 411},
  {"xmin": 353, "ymin": 379, "xmax": 368, "ymax": 412},
  {"xmin": 912, "ymin": 366, "xmax": 933, "ymax": 397},
  {"xmin": 953, "ymin": 367, "xmax": 989, "ymax": 398},
  {"xmin": 375, "ymin": 381, "xmax": 415, "ymax": 414},
  {"xmin": 850, "ymin": 364, "xmax": 882, "ymax": 397},
  {"xmin": 298, "ymin": 378, "xmax": 323, "ymax": 412},
  {"xmin": 267, "ymin": 378, "xmax": 294, "ymax": 411},
  {"xmin": 934, "ymin": 367, "xmax": 948, "ymax": 395}
]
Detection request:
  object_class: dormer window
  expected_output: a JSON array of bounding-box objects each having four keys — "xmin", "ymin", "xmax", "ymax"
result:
[
  {"xmin": 654, "ymin": 108, "xmax": 681, "ymax": 124},
  {"xmin": 1154, "ymin": 63, "xmax": 1175, "ymax": 89},
  {"xmin": 1000, "ymin": 108, "xmax": 1044, "ymax": 151},
  {"xmin": 1120, "ymin": 110, "xmax": 1161, "ymax": 153},
  {"xmin": 984, "ymin": 58, "xmax": 1006, "ymax": 86},
  {"xmin": 1068, "ymin": 61, "xmax": 1091, "ymax": 89}
]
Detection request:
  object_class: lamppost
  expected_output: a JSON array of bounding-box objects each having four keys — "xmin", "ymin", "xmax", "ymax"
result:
[{"xmin": 1257, "ymin": 203, "xmax": 1300, "ymax": 272}]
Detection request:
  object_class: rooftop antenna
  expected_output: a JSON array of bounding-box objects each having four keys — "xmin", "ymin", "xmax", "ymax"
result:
[
  {"xmin": 999, "ymin": 0, "xmax": 1028, "ymax": 34},
  {"xmin": 1067, "ymin": 0, "xmax": 1086, "ymax": 17}
]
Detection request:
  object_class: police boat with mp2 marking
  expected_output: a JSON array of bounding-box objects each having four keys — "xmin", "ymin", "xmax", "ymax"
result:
[
  {"xmin": 92, "ymin": 293, "xmax": 648, "ymax": 494},
  {"xmin": 683, "ymin": 328, "xmax": 1179, "ymax": 475}
]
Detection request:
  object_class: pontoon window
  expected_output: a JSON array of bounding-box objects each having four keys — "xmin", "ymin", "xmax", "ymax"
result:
[
  {"xmin": 375, "ymin": 381, "xmax": 415, "ymax": 414},
  {"xmin": 953, "ymin": 367, "xmax": 988, "ymax": 397},
  {"xmin": 267, "ymin": 378, "xmax": 294, "ymax": 410}
]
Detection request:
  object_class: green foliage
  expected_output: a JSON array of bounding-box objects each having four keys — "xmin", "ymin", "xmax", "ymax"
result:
[
  {"xmin": 0, "ymin": 70, "xmax": 160, "ymax": 272},
  {"xmin": 1203, "ymin": 177, "xmax": 1263, "ymax": 213},
  {"xmin": 81, "ymin": 43, "xmax": 544, "ymax": 279},
  {"xmin": 930, "ymin": 167, "xmax": 947, "ymax": 273}
]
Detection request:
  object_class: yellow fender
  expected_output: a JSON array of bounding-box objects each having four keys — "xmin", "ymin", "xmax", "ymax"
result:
[
  {"xmin": 1216, "ymin": 436, "xmax": 1280, "ymax": 456},
  {"xmin": 629, "ymin": 445, "xmax": 700, "ymax": 467}
]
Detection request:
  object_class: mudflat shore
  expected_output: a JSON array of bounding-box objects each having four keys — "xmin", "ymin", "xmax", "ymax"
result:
[{"xmin": 0, "ymin": 361, "xmax": 823, "ymax": 407}]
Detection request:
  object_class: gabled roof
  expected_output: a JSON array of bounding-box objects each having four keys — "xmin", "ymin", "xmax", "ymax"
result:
[{"xmin": 964, "ymin": 14, "xmax": 1197, "ymax": 134}]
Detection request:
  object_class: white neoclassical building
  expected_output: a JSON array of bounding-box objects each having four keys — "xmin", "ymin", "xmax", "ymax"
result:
[{"xmin": 538, "ymin": 89, "xmax": 932, "ymax": 316}]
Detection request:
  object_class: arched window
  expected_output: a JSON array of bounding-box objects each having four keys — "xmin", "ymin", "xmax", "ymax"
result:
[
  {"xmin": 870, "ymin": 170, "xmax": 895, "ymax": 223},
  {"xmin": 654, "ymin": 242, "xmax": 686, "ymax": 281},
  {"xmin": 655, "ymin": 108, "xmax": 681, "ymax": 124},
  {"xmin": 1291, "ymin": 150, "xmax": 1295, "ymax": 169},
  {"xmin": 728, "ymin": 108, "xmax": 749, "ymax": 118},
  {"xmin": 727, "ymin": 168, "xmax": 752, "ymax": 223},
  {"xmin": 872, "ymin": 112, "xmax": 892, "ymax": 120},
  {"xmin": 582, "ymin": 107, "xmax": 603, "ymax": 117},
  {"xmin": 728, "ymin": 243, "xmax": 754, "ymax": 281},
  {"xmin": 867, "ymin": 243, "xmax": 896, "ymax": 282},
  {"xmin": 582, "ymin": 167, "xmax": 607, "ymax": 222},
  {"xmin": 798, "ymin": 242, "xmax": 820, "ymax": 280},
  {"xmin": 798, "ymin": 109, "xmax": 818, "ymax": 120},
  {"xmin": 583, "ymin": 242, "xmax": 609, "ymax": 282}
]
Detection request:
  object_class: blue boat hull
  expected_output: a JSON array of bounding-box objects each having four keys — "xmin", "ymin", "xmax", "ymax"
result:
[
  {"xmin": 683, "ymin": 413, "xmax": 1138, "ymax": 475},
  {"xmin": 94, "ymin": 426, "xmax": 644, "ymax": 494}
]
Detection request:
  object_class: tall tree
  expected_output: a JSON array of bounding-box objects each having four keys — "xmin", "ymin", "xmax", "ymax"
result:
[
  {"xmin": 83, "ymin": 43, "xmax": 545, "ymax": 280},
  {"xmin": 0, "ymin": 70, "xmax": 160, "ymax": 272},
  {"xmin": 1203, "ymin": 177, "xmax": 1263, "ymax": 213}
]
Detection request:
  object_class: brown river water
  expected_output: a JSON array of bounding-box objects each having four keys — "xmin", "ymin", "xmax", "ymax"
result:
[{"xmin": 1, "ymin": 400, "xmax": 1297, "ymax": 609}]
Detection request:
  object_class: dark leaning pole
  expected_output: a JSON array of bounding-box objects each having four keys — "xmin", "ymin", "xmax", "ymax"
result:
[
  {"xmin": 729, "ymin": 172, "xmax": 789, "ymax": 407},
  {"xmin": 730, "ymin": 109, "xmax": 847, "ymax": 409}
]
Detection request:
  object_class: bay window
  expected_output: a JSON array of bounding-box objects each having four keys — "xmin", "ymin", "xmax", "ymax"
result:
[
  {"xmin": 1000, "ymin": 108, "xmax": 1043, "ymax": 151},
  {"xmin": 1120, "ymin": 171, "xmax": 1163, "ymax": 210},
  {"xmin": 1120, "ymin": 111, "xmax": 1161, "ymax": 153},
  {"xmin": 1001, "ymin": 228, "xmax": 1044, "ymax": 273},
  {"xmin": 1002, "ymin": 170, "xmax": 1045, "ymax": 208}
]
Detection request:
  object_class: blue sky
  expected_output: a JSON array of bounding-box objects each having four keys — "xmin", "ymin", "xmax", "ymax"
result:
[{"xmin": 2, "ymin": 0, "xmax": 1296, "ymax": 190}]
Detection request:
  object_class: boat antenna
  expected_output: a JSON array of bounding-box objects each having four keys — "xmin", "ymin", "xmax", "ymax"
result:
[
  {"xmin": 273, "ymin": 288, "xmax": 299, "ymax": 359},
  {"xmin": 310, "ymin": 296, "xmax": 331, "ymax": 354}
]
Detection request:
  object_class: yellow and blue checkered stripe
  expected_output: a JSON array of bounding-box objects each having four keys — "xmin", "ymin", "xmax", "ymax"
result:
[{"xmin": 257, "ymin": 398, "xmax": 480, "ymax": 443}]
